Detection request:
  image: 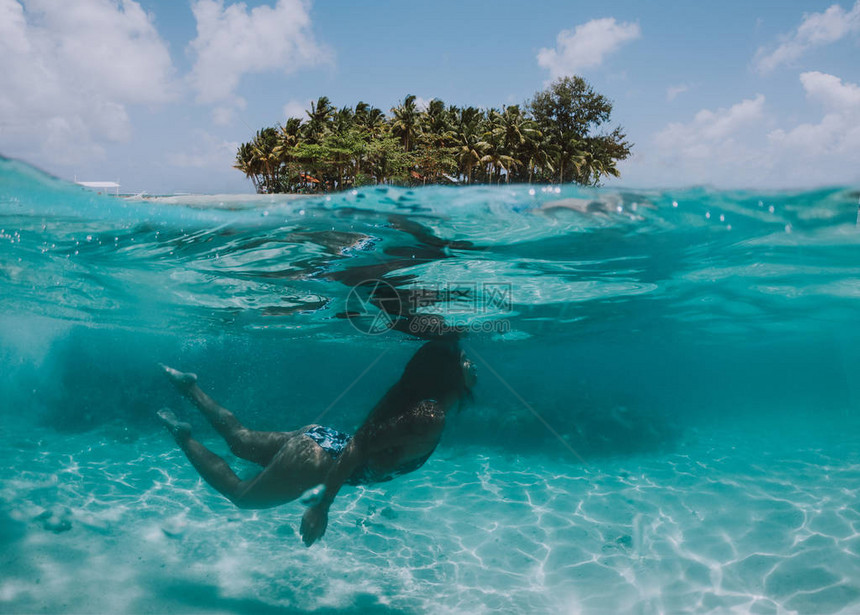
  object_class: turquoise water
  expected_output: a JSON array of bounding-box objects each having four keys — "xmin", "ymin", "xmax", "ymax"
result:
[{"xmin": 2, "ymin": 155, "xmax": 860, "ymax": 613}]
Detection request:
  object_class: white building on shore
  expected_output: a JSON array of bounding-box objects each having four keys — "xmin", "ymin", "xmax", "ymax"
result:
[{"xmin": 75, "ymin": 179, "xmax": 120, "ymax": 196}]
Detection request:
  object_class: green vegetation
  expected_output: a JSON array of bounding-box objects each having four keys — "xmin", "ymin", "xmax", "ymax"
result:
[{"xmin": 234, "ymin": 76, "xmax": 633, "ymax": 193}]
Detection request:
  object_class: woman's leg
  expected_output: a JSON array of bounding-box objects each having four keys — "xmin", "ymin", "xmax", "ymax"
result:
[
  {"xmin": 157, "ymin": 408, "xmax": 331, "ymax": 509},
  {"xmin": 157, "ymin": 408, "xmax": 243, "ymax": 500},
  {"xmin": 160, "ymin": 364, "xmax": 295, "ymax": 467},
  {"xmin": 230, "ymin": 433, "xmax": 332, "ymax": 509}
]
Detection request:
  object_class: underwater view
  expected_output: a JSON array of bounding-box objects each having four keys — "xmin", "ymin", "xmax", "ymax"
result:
[{"xmin": 2, "ymin": 156, "xmax": 860, "ymax": 614}]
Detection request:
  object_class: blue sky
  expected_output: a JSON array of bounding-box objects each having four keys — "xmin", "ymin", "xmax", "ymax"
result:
[{"xmin": 1, "ymin": 0, "xmax": 859, "ymax": 193}]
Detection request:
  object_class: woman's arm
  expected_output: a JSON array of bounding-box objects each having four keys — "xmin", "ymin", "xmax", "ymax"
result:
[
  {"xmin": 299, "ymin": 437, "xmax": 366, "ymax": 546},
  {"xmin": 299, "ymin": 401, "xmax": 445, "ymax": 546}
]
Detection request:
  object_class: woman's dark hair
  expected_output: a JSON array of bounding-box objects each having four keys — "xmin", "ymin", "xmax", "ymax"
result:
[{"xmin": 398, "ymin": 339, "xmax": 469, "ymax": 406}]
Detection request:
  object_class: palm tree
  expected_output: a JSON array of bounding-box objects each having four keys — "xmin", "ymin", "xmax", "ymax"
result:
[
  {"xmin": 250, "ymin": 127, "xmax": 281, "ymax": 192},
  {"xmin": 333, "ymin": 106, "xmax": 354, "ymax": 136},
  {"xmin": 305, "ymin": 96, "xmax": 334, "ymax": 143},
  {"xmin": 354, "ymin": 101, "xmax": 370, "ymax": 127},
  {"xmin": 489, "ymin": 105, "xmax": 540, "ymax": 182},
  {"xmin": 324, "ymin": 113, "xmax": 363, "ymax": 189},
  {"xmin": 578, "ymin": 130, "xmax": 628, "ymax": 185},
  {"xmin": 272, "ymin": 118, "xmax": 304, "ymax": 191},
  {"xmin": 391, "ymin": 94, "xmax": 419, "ymax": 152},
  {"xmin": 364, "ymin": 107, "xmax": 387, "ymax": 138},
  {"xmin": 572, "ymin": 149, "xmax": 620, "ymax": 185},
  {"xmin": 523, "ymin": 133, "xmax": 557, "ymax": 184},
  {"xmin": 448, "ymin": 107, "xmax": 487, "ymax": 184},
  {"xmin": 480, "ymin": 147, "xmax": 518, "ymax": 184},
  {"xmin": 419, "ymin": 99, "xmax": 449, "ymax": 144},
  {"xmin": 233, "ymin": 142, "xmax": 261, "ymax": 191},
  {"xmin": 274, "ymin": 117, "xmax": 303, "ymax": 156}
]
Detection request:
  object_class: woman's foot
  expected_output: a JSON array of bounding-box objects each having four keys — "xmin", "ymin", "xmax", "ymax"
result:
[
  {"xmin": 159, "ymin": 363, "xmax": 198, "ymax": 392},
  {"xmin": 156, "ymin": 408, "xmax": 191, "ymax": 442}
]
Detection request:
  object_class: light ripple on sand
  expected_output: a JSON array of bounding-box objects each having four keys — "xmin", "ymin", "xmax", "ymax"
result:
[{"xmin": 1, "ymin": 425, "xmax": 859, "ymax": 614}]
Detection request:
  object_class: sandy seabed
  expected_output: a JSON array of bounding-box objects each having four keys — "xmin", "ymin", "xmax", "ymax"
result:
[{"xmin": 1, "ymin": 420, "xmax": 859, "ymax": 615}]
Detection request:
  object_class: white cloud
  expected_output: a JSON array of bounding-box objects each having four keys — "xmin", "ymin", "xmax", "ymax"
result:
[
  {"xmin": 167, "ymin": 131, "xmax": 239, "ymax": 169},
  {"xmin": 622, "ymin": 95, "xmax": 772, "ymax": 186},
  {"xmin": 189, "ymin": 0, "xmax": 330, "ymax": 105},
  {"xmin": 754, "ymin": 1, "xmax": 860, "ymax": 73},
  {"xmin": 799, "ymin": 70, "xmax": 860, "ymax": 110},
  {"xmin": 212, "ymin": 97, "xmax": 246, "ymax": 126},
  {"xmin": 283, "ymin": 99, "xmax": 311, "ymax": 120},
  {"xmin": 413, "ymin": 97, "xmax": 431, "ymax": 111},
  {"xmin": 769, "ymin": 72, "xmax": 860, "ymax": 156},
  {"xmin": 212, "ymin": 106, "xmax": 235, "ymax": 126},
  {"xmin": 655, "ymin": 95, "xmax": 766, "ymax": 158},
  {"xmin": 0, "ymin": 0, "xmax": 175, "ymax": 164},
  {"xmin": 623, "ymin": 73, "xmax": 860, "ymax": 187},
  {"xmin": 537, "ymin": 18, "xmax": 641, "ymax": 79},
  {"xmin": 666, "ymin": 84, "xmax": 690, "ymax": 101}
]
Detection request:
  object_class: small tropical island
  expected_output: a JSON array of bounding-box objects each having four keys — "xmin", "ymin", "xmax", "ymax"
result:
[{"xmin": 234, "ymin": 76, "xmax": 632, "ymax": 193}]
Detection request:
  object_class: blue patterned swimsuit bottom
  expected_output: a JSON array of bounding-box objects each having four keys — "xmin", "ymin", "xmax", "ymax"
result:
[{"xmin": 303, "ymin": 425, "xmax": 432, "ymax": 486}]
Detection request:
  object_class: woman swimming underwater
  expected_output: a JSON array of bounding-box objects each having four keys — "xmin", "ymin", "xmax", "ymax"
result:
[{"xmin": 157, "ymin": 339, "xmax": 476, "ymax": 546}]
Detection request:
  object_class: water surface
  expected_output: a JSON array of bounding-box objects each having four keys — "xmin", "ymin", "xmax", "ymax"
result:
[{"xmin": 2, "ymin": 157, "xmax": 860, "ymax": 613}]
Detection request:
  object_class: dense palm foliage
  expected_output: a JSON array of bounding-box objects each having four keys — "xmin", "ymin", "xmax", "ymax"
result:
[{"xmin": 235, "ymin": 77, "xmax": 632, "ymax": 193}]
